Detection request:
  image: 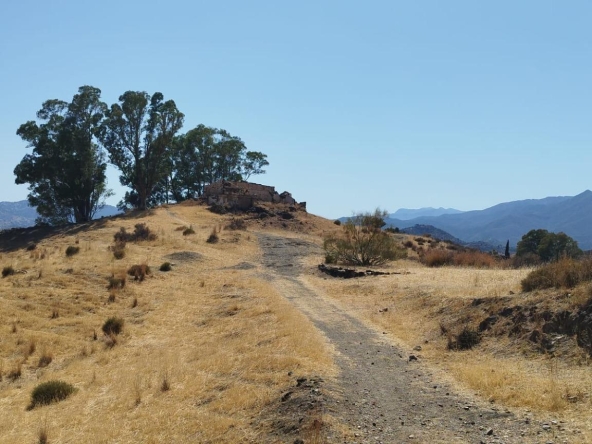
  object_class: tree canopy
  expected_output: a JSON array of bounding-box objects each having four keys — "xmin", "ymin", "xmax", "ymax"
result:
[
  {"xmin": 14, "ymin": 86, "xmax": 111, "ymax": 224},
  {"xmin": 100, "ymin": 91, "xmax": 185, "ymax": 210},
  {"xmin": 516, "ymin": 229, "xmax": 582, "ymax": 263}
]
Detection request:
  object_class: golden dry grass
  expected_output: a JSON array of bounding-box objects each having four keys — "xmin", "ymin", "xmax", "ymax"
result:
[{"xmin": 0, "ymin": 204, "xmax": 335, "ymax": 443}]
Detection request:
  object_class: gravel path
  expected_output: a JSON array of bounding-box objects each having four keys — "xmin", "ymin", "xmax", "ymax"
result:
[{"xmin": 257, "ymin": 233, "xmax": 578, "ymax": 444}]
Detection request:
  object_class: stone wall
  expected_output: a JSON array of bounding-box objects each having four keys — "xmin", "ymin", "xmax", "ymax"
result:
[{"xmin": 203, "ymin": 181, "xmax": 301, "ymax": 210}]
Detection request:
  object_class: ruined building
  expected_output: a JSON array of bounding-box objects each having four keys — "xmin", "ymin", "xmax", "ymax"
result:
[{"xmin": 203, "ymin": 181, "xmax": 305, "ymax": 211}]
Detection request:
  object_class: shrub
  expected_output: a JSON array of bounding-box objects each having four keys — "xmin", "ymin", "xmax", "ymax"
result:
[
  {"xmin": 112, "ymin": 241, "xmax": 126, "ymax": 260},
  {"xmin": 403, "ymin": 240, "xmax": 414, "ymax": 249},
  {"xmin": 422, "ymin": 249, "xmax": 452, "ymax": 267},
  {"xmin": 127, "ymin": 264, "xmax": 150, "ymax": 281},
  {"xmin": 7, "ymin": 362, "xmax": 22, "ymax": 381},
  {"xmin": 26, "ymin": 243, "xmax": 37, "ymax": 251},
  {"xmin": 333, "ymin": 219, "xmax": 342, "ymax": 226},
  {"xmin": 452, "ymin": 251, "xmax": 497, "ymax": 268},
  {"xmin": 521, "ymin": 257, "xmax": 592, "ymax": 291},
  {"xmin": 2, "ymin": 266, "xmax": 15, "ymax": 278},
  {"xmin": 209, "ymin": 204, "xmax": 227, "ymax": 215},
  {"xmin": 323, "ymin": 209, "xmax": 407, "ymax": 266},
  {"xmin": 38, "ymin": 351, "xmax": 53, "ymax": 368},
  {"xmin": 159, "ymin": 262, "xmax": 172, "ymax": 272},
  {"xmin": 226, "ymin": 218, "xmax": 247, "ymax": 230},
  {"xmin": 384, "ymin": 227, "xmax": 399, "ymax": 233},
  {"xmin": 29, "ymin": 380, "xmax": 76, "ymax": 409},
  {"xmin": 182, "ymin": 226, "xmax": 195, "ymax": 236},
  {"xmin": 206, "ymin": 229, "xmax": 219, "ymax": 244},
  {"xmin": 114, "ymin": 223, "xmax": 157, "ymax": 243},
  {"xmin": 448, "ymin": 327, "xmax": 481, "ymax": 350},
  {"xmin": 107, "ymin": 275, "xmax": 126, "ymax": 289},
  {"xmin": 102, "ymin": 317, "xmax": 124, "ymax": 336},
  {"xmin": 65, "ymin": 246, "xmax": 80, "ymax": 257}
]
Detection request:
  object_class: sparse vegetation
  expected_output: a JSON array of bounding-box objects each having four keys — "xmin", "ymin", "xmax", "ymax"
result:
[
  {"xmin": 65, "ymin": 245, "xmax": 80, "ymax": 257},
  {"xmin": 111, "ymin": 241, "xmax": 126, "ymax": 259},
  {"xmin": 521, "ymin": 257, "xmax": 592, "ymax": 291},
  {"xmin": 448, "ymin": 326, "xmax": 481, "ymax": 350},
  {"xmin": 107, "ymin": 275, "xmax": 126, "ymax": 289},
  {"xmin": 38, "ymin": 350, "xmax": 53, "ymax": 368},
  {"xmin": 29, "ymin": 380, "xmax": 76, "ymax": 409},
  {"xmin": 226, "ymin": 218, "xmax": 247, "ymax": 230},
  {"xmin": 2, "ymin": 265, "xmax": 15, "ymax": 277},
  {"xmin": 182, "ymin": 225, "xmax": 195, "ymax": 236},
  {"xmin": 114, "ymin": 223, "xmax": 157, "ymax": 243}
]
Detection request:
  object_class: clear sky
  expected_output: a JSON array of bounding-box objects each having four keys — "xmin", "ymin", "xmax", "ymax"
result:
[{"xmin": 1, "ymin": 1, "xmax": 591, "ymax": 219}]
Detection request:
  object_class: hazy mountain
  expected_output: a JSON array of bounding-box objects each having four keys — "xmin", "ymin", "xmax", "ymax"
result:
[
  {"xmin": 0, "ymin": 200, "xmax": 120, "ymax": 230},
  {"xmin": 390, "ymin": 207, "xmax": 464, "ymax": 220},
  {"xmin": 384, "ymin": 191, "xmax": 592, "ymax": 250}
]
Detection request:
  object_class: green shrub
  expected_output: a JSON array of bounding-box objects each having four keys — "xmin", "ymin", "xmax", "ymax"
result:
[
  {"xmin": 333, "ymin": 219, "xmax": 341, "ymax": 226},
  {"xmin": 102, "ymin": 317, "xmax": 124, "ymax": 336},
  {"xmin": 65, "ymin": 246, "xmax": 80, "ymax": 257},
  {"xmin": 2, "ymin": 266, "xmax": 15, "ymax": 278},
  {"xmin": 159, "ymin": 262, "xmax": 172, "ymax": 272},
  {"xmin": 29, "ymin": 380, "xmax": 76, "ymax": 409}
]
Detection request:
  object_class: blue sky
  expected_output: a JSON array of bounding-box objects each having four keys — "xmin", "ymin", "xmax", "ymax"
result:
[{"xmin": 1, "ymin": 1, "xmax": 591, "ymax": 219}]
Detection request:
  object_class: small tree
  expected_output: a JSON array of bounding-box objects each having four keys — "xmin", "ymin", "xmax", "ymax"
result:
[
  {"xmin": 504, "ymin": 240, "xmax": 510, "ymax": 259},
  {"xmin": 516, "ymin": 229, "xmax": 582, "ymax": 263},
  {"xmin": 324, "ymin": 209, "xmax": 406, "ymax": 266}
]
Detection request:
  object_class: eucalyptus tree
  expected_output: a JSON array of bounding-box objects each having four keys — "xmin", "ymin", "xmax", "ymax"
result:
[
  {"xmin": 14, "ymin": 86, "xmax": 111, "ymax": 224},
  {"xmin": 101, "ymin": 91, "xmax": 184, "ymax": 210}
]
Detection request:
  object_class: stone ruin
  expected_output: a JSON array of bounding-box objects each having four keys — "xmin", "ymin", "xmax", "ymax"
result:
[{"xmin": 202, "ymin": 181, "xmax": 306, "ymax": 211}]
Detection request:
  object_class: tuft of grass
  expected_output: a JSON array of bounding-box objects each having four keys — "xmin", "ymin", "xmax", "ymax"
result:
[
  {"xmin": 7, "ymin": 361, "xmax": 22, "ymax": 381},
  {"xmin": 2, "ymin": 265, "xmax": 15, "ymax": 278},
  {"xmin": 127, "ymin": 264, "xmax": 150, "ymax": 281},
  {"xmin": 108, "ymin": 293, "xmax": 116, "ymax": 303},
  {"xmin": 38, "ymin": 350, "xmax": 53, "ymax": 368},
  {"xmin": 37, "ymin": 420, "xmax": 48, "ymax": 444},
  {"xmin": 131, "ymin": 297, "xmax": 138, "ymax": 308},
  {"xmin": 111, "ymin": 241, "xmax": 126, "ymax": 260},
  {"xmin": 26, "ymin": 243, "xmax": 37, "ymax": 251},
  {"xmin": 182, "ymin": 226, "xmax": 195, "ymax": 236},
  {"xmin": 206, "ymin": 228, "xmax": 219, "ymax": 244},
  {"xmin": 226, "ymin": 218, "xmax": 247, "ymax": 230},
  {"xmin": 65, "ymin": 246, "xmax": 80, "ymax": 257},
  {"xmin": 107, "ymin": 275, "xmax": 126, "ymax": 289},
  {"xmin": 102, "ymin": 317, "xmax": 124, "ymax": 336},
  {"xmin": 159, "ymin": 262, "xmax": 172, "ymax": 272},
  {"xmin": 28, "ymin": 380, "xmax": 76, "ymax": 410},
  {"xmin": 50, "ymin": 310, "xmax": 59, "ymax": 319}
]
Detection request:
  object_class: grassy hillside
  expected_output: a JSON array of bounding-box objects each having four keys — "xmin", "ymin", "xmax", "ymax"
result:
[{"xmin": 0, "ymin": 202, "xmax": 336, "ymax": 443}]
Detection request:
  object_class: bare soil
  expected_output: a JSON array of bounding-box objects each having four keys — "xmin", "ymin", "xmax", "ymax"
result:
[{"xmin": 257, "ymin": 232, "xmax": 581, "ymax": 443}]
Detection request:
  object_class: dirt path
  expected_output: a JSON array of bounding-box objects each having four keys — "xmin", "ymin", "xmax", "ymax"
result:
[{"xmin": 257, "ymin": 233, "xmax": 574, "ymax": 444}]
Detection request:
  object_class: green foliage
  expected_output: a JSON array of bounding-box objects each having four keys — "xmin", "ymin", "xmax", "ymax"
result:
[
  {"xmin": 516, "ymin": 229, "xmax": 582, "ymax": 263},
  {"xmin": 29, "ymin": 380, "xmax": 76, "ymax": 409},
  {"xmin": 100, "ymin": 91, "xmax": 184, "ymax": 210},
  {"xmin": 323, "ymin": 209, "xmax": 407, "ymax": 266},
  {"xmin": 166, "ymin": 125, "xmax": 268, "ymax": 202},
  {"xmin": 2, "ymin": 266, "xmax": 15, "ymax": 278},
  {"xmin": 14, "ymin": 86, "xmax": 112, "ymax": 224},
  {"xmin": 521, "ymin": 257, "xmax": 592, "ymax": 291},
  {"xmin": 102, "ymin": 317, "xmax": 124, "ymax": 335},
  {"xmin": 65, "ymin": 246, "xmax": 80, "ymax": 257}
]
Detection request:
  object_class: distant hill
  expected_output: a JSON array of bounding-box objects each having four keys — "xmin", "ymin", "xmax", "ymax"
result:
[
  {"xmin": 400, "ymin": 224, "xmax": 500, "ymax": 252},
  {"xmin": 384, "ymin": 191, "xmax": 592, "ymax": 250},
  {"xmin": 0, "ymin": 200, "xmax": 120, "ymax": 230},
  {"xmin": 390, "ymin": 207, "xmax": 464, "ymax": 220}
]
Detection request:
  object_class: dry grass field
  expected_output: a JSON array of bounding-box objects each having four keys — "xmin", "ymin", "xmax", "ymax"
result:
[
  {"xmin": 304, "ymin": 255, "xmax": 592, "ymax": 439},
  {"xmin": 3, "ymin": 202, "xmax": 592, "ymax": 442},
  {"xmin": 0, "ymin": 203, "xmax": 336, "ymax": 443}
]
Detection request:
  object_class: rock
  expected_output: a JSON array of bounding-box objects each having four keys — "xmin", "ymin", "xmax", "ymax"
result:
[
  {"xmin": 486, "ymin": 428, "xmax": 494, "ymax": 435},
  {"xmin": 408, "ymin": 355, "xmax": 418, "ymax": 362}
]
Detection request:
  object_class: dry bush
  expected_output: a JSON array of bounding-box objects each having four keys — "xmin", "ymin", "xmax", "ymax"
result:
[
  {"xmin": 226, "ymin": 218, "xmax": 247, "ymax": 230},
  {"xmin": 159, "ymin": 262, "xmax": 172, "ymax": 272},
  {"xmin": 403, "ymin": 240, "xmax": 414, "ymax": 249},
  {"xmin": 447, "ymin": 326, "xmax": 481, "ymax": 350},
  {"xmin": 65, "ymin": 246, "xmax": 80, "ymax": 257},
  {"xmin": 111, "ymin": 241, "xmax": 126, "ymax": 259},
  {"xmin": 28, "ymin": 380, "xmax": 76, "ymax": 410},
  {"xmin": 102, "ymin": 317, "xmax": 124, "ymax": 336},
  {"xmin": 452, "ymin": 251, "xmax": 497, "ymax": 268},
  {"xmin": 2, "ymin": 266, "xmax": 15, "ymax": 278},
  {"xmin": 107, "ymin": 275, "xmax": 126, "ymax": 289},
  {"xmin": 521, "ymin": 257, "xmax": 592, "ymax": 291},
  {"xmin": 26, "ymin": 243, "xmax": 37, "ymax": 251},
  {"xmin": 422, "ymin": 249, "xmax": 452, "ymax": 267},
  {"xmin": 182, "ymin": 225, "xmax": 196, "ymax": 236},
  {"xmin": 7, "ymin": 361, "xmax": 22, "ymax": 381},
  {"xmin": 206, "ymin": 228, "xmax": 219, "ymax": 244},
  {"xmin": 114, "ymin": 223, "xmax": 157, "ymax": 243},
  {"xmin": 38, "ymin": 350, "xmax": 53, "ymax": 368},
  {"xmin": 127, "ymin": 264, "xmax": 151, "ymax": 281}
]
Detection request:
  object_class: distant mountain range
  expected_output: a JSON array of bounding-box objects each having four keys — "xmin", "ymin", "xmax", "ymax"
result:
[
  {"xmin": 384, "ymin": 191, "xmax": 592, "ymax": 250},
  {"xmin": 0, "ymin": 200, "xmax": 120, "ymax": 230},
  {"xmin": 389, "ymin": 207, "xmax": 464, "ymax": 220}
]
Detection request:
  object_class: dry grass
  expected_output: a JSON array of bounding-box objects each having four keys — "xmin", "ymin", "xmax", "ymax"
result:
[
  {"xmin": 303, "ymin": 253, "xmax": 592, "ymax": 438},
  {"xmin": 0, "ymin": 204, "xmax": 336, "ymax": 442}
]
